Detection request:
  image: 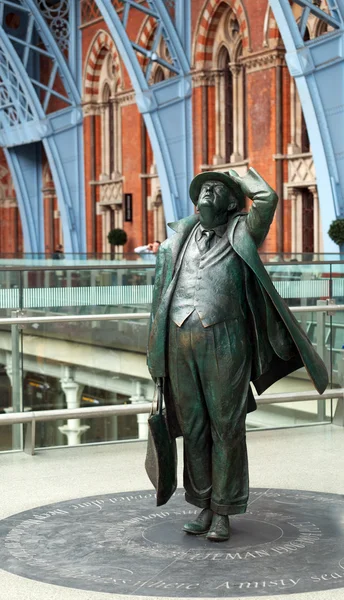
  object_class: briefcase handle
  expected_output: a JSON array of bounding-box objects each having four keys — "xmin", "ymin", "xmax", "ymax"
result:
[{"xmin": 151, "ymin": 377, "xmax": 164, "ymax": 416}]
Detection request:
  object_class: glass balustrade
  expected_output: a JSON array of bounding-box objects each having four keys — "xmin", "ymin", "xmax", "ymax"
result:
[{"xmin": 0, "ymin": 261, "xmax": 342, "ymax": 452}]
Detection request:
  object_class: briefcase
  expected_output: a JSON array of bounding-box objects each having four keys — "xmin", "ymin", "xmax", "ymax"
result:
[{"xmin": 145, "ymin": 379, "xmax": 177, "ymax": 506}]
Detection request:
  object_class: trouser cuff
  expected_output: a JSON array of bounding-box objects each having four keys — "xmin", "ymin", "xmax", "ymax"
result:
[
  {"xmin": 211, "ymin": 501, "xmax": 247, "ymax": 516},
  {"xmin": 185, "ymin": 492, "xmax": 211, "ymax": 510}
]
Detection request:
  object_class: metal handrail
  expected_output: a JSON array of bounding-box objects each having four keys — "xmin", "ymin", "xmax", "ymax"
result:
[
  {"xmin": 0, "ymin": 312, "xmax": 151, "ymax": 325},
  {"xmin": 2, "ymin": 388, "xmax": 343, "ymax": 455},
  {"xmin": 0, "ymin": 263, "xmax": 155, "ymax": 271},
  {"xmin": 0, "ymin": 258, "xmax": 343, "ymax": 269},
  {"xmin": 0, "ymin": 303, "xmax": 343, "ymax": 326},
  {"xmin": 289, "ymin": 304, "xmax": 343, "ymax": 313},
  {"xmin": 1, "ymin": 403, "xmax": 153, "ymax": 425},
  {"xmin": 1, "ymin": 388, "xmax": 342, "ymax": 427}
]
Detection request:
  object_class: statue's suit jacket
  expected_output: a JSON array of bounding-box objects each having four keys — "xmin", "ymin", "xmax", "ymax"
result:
[{"xmin": 147, "ymin": 170, "xmax": 328, "ymax": 437}]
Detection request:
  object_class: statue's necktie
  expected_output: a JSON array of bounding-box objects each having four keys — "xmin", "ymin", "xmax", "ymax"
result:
[{"xmin": 198, "ymin": 229, "xmax": 215, "ymax": 254}]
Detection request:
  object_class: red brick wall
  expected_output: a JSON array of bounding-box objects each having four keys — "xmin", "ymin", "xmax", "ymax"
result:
[{"xmin": 0, "ymin": 149, "xmax": 23, "ymax": 256}]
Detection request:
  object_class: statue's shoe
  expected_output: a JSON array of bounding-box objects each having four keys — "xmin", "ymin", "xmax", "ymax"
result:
[
  {"xmin": 183, "ymin": 508, "xmax": 213, "ymax": 535},
  {"xmin": 206, "ymin": 514, "xmax": 230, "ymax": 542}
]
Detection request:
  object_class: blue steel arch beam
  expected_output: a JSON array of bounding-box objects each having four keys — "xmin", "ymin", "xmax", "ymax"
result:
[
  {"xmin": 269, "ymin": 0, "xmax": 344, "ymax": 253},
  {"xmin": 0, "ymin": 0, "xmax": 85, "ymax": 253},
  {"xmin": 4, "ymin": 144, "xmax": 43, "ymax": 255},
  {"xmin": 94, "ymin": 0, "xmax": 193, "ymax": 224},
  {"xmin": 0, "ymin": 27, "xmax": 45, "ymax": 252}
]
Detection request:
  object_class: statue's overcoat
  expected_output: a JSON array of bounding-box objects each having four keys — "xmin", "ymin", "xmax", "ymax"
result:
[{"xmin": 147, "ymin": 174, "xmax": 328, "ymax": 437}]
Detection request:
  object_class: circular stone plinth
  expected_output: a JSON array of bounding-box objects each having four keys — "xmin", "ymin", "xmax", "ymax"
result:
[{"xmin": 0, "ymin": 488, "xmax": 344, "ymax": 597}]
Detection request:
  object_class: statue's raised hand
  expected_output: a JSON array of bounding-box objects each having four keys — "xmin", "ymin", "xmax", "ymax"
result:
[{"xmin": 229, "ymin": 167, "xmax": 265, "ymax": 201}]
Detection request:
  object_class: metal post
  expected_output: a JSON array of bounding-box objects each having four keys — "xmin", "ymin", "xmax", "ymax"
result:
[
  {"xmin": 10, "ymin": 311, "xmax": 23, "ymax": 450},
  {"xmin": 24, "ymin": 420, "xmax": 36, "ymax": 455},
  {"xmin": 316, "ymin": 300, "xmax": 327, "ymax": 421}
]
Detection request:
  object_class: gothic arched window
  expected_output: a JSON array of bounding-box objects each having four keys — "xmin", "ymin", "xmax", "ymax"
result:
[{"xmin": 212, "ymin": 10, "xmax": 246, "ymax": 166}]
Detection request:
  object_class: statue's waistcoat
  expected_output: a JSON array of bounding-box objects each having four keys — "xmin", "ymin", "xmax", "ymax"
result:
[
  {"xmin": 170, "ymin": 228, "xmax": 246, "ymax": 327},
  {"xmin": 148, "ymin": 213, "xmax": 328, "ymax": 397}
]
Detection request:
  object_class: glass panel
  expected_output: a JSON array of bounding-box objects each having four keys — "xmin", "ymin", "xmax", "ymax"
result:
[
  {"xmin": 18, "ymin": 265, "xmax": 155, "ymax": 450},
  {"xmin": 0, "ymin": 270, "xmax": 22, "ymax": 451},
  {"xmin": 21, "ymin": 315, "xmax": 153, "ymax": 450},
  {"xmin": 0, "ymin": 263, "xmax": 342, "ymax": 453},
  {"xmin": 266, "ymin": 261, "xmax": 332, "ymax": 307},
  {"xmin": 247, "ymin": 306, "xmax": 334, "ymax": 430},
  {"xmin": 20, "ymin": 265, "xmax": 155, "ymax": 317}
]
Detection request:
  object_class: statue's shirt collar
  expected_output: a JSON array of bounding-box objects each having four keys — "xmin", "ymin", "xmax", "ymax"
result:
[{"xmin": 197, "ymin": 222, "xmax": 228, "ymax": 241}]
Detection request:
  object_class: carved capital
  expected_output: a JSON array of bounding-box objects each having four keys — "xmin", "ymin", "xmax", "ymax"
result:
[
  {"xmin": 82, "ymin": 102, "xmax": 103, "ymax": 116},
  {"xmin": 229, "ymin": 62, "xmax": 241, "ymax": 77},
  {"xmin": 191, "ymin": 69, "xmax": 216, "ymax": 87},
  {"xmin": 242, "ymin": 50, "xmax": 286, "ymax": 73},
  {"xmin": 308, "ymin": 185, "xmax": 318, "ymax": 199},
  {"xmin": 117, "ymin": 90, "xmax": 136, "ymax": 106},
  {"xmin": 289, "ymin": 187, "xmax": 299, "ymax": 201}
]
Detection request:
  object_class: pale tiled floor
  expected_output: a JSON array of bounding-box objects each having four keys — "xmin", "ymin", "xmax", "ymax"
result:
[{"xmin": 0, "ymin": 425, "xmax": 343, "ymax": 600}]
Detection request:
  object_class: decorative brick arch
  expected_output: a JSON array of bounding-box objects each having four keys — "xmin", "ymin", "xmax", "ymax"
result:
[
  {"xmin": 0, "ymin": 159, "xmax": 15, "ymax": 199},
  {"xmin": 193, "ymin": 0, "xmax": 251, "ymax": 69},
  {"xmin": 135, "ymin": 15, "xmax": 157, "ymax": 68},
  {"xmin": 83, "ymin": 30, "xmax": 122, "ymax": 102}
]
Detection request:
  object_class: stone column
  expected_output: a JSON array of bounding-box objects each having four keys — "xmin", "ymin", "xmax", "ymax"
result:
[
  {"xmin": 288, "ymin": 80, "xmax": 300, "ymax": 154},
  {"xmin": 308, "ymin": 185, "xmax": 319, "ymax": 253},
  {"xmin": 213, "ymin": 70, "xmax": 225, "ymax": 165},
  {"xmin": 289, "ymin": 187, "xmax": 300, "ymax": 256},
  {"xmin": 129, "ymin": 381, "xmax": 148, "ymax": 440},
  {"xmin": 153, "ymin": 195, "xmax": 165, "ymax": 242},
  {"xmin": 58, "ymin": 367, "xmax": 89, "ymax": 446},
  {"xmin": 230, "ymin": 63, "xmax": 242, "ymax": 162}
]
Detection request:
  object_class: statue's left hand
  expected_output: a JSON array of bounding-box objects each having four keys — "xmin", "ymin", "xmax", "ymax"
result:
[{"xmin": 229, "ymin": 167, "xmax": 265, "ymax": 200}]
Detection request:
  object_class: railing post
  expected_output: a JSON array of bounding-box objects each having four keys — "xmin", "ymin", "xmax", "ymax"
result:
[
  {"xmin": 130, "ymin": 381, "xmax": 148, "ymax": 440},
  {"xmin": 333, "ymin": 391, "xmax": 344, "ymax": 427},
  {"xmin": 24, "ymin": 419, "xmax": 36, "ymax": 455},
  {"xmin": 316, "ymin": 300, "xmax": 327, "ymax": 421},
  {"xmin": 10, "ymin": 310, "xmax": 24, "ymax": 450}
]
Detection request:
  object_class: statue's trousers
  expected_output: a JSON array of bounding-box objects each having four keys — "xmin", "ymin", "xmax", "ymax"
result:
[{"xmin": 168, "ymin": 310, "xmax": 252, "ymax": 515}]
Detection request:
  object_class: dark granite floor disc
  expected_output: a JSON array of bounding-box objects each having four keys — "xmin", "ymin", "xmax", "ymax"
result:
[{"xmin": 0, "ymin": 488, "xmax": 343, "ymax": 597}]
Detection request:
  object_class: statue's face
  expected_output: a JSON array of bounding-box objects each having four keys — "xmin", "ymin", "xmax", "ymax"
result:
[{"xmin": 198, "ymin": 180, "xmax": 235, "ymax": 214}]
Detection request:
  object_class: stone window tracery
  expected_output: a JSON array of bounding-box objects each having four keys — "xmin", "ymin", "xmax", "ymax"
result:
[{"xmin": 212, "ymin": 9, "xmax": 246, "ymax": 166}]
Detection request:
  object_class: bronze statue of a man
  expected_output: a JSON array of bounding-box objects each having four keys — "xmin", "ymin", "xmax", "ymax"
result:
[{"xmin": 147, "ymin": 168, "xmax": 328, "ymax": 542}]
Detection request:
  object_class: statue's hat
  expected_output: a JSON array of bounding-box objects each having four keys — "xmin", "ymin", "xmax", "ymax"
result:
[{"xmin": 189, "ymin": 171, "xmax": 245, "ymax": 210}]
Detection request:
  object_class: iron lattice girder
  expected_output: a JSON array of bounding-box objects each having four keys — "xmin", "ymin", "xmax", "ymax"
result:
[
  {"xmin": 0, "ymin": 0, "xmax": 80, "ymax": 133},
  {"xmin": 293, "ymin": 0, "xmax": 341, "ymax": 38},
  {"xmin": 95, "ymin": 0, "xmax": 193, "ymax": 223},
  {"xmin": 0, "ymin": 0, "xmax": 85, "ymax": 253},
  {"xmin": 116, "ymin": 0, "xmax": 182, "ymax": 80},
  {"xmin": 269, "ymin": 0, "xmax": 344, "ymax": 252}
]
